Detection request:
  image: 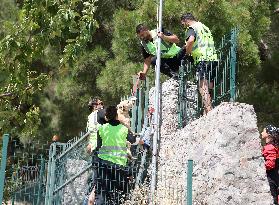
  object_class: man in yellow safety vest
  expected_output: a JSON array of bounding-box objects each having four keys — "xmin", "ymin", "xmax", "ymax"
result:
[
  {"xmin": 93, "ymin": 105, "xmax": 136, "ymax": 204},
  {"xmin": 136, "ymin": 24, "xmax": 185, "ymax": 80},
  {"xmin": 181, "ymin": 13, "xmax": 218, "ymax": 114}
]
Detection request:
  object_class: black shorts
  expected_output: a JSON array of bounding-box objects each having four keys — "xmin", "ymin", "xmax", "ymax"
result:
[
  {"xmin": 150, "ymin": 48, "xmax": 186, "ymax": 77},
  {"xmin": 196, "ymin": 61, "xmax": 218, "ymax": 82}
]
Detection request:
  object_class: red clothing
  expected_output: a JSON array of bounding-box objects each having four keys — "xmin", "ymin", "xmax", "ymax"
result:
[{"xmin": 262, "ymin": 144, "xmax": 279, "ymax": 170}]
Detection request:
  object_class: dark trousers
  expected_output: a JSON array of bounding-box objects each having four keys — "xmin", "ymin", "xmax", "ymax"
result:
[
  {"xmin": 151, "ymin": 49, "xmax": 186, "ymax": 77},
  {"xmin": 267, "ymin": 170, "xmax": 279, "ymax": 205},
  {"xmin": 93, "ymin": 159, "xmax": 132, "ymax": 205}
]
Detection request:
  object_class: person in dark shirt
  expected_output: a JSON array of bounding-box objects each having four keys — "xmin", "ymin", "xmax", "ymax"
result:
[{"xmin": 136, "ymin": 24, "xmax": 185, "ymax": 79}]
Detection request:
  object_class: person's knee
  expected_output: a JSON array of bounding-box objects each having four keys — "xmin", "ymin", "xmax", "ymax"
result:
[
  {"xmin": 88, "ymin": 195, "xmax": 95, "ymax": 205},
  {"xmin": 88, "ymin": 199, "xmax": 94, "ymax": 205},
  {"xmin": 199, "ymin": 79, "xmax": 209, "ymax": 89}
]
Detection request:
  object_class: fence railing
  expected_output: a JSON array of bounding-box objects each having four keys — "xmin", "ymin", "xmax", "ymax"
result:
[
  {"xmin": 43, "ymin": 77, "xmax": 151, "ymax": 205},
  {"xmin": 0, "ymin": 135, "xmax": 50, "ymax": 205},
  {"xmin": 0, "ymin": 27, "xmax": 238, "ymax": 203},
  {"xmin": 178, "ymin": 28, "xmax": 239, "ymax": 128},
  {"xmin": 131, "ymin": 76, "xmax": 150, "ymax": 134},
  {"xmin": 44, "ymin": 133, "xmax": 91, "ymax": 205}
]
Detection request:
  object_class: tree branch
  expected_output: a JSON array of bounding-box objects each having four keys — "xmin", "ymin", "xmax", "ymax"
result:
[
  {"xmin": 0, "ymin": 86, "xmax": 33, "ymax": 99},
  {"xmin": 0, "ymin": 92, "xmax": 13, "ymax": 98}
]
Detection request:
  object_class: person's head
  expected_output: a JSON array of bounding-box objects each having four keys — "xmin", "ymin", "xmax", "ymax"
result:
[
  {"xmin": 117, "ymin": 98, "xmax": 136, "ymax": 114},
  {"xmin": 105, "ymin": 105, "xmax": 118, "ymax": 121},
  {"xmin": 136, "ymin": 24, "xmax": 151, "ymax": 41},
  {"xmin": 181, "ymin": 13, "xmax": 197, "ymax": 27},
  {"xmin": 52, "ymin": 135, "xmax": 60, "ymax": 142},
  {"xmin": 261, "ymin": 124, "xmax": 279, "ymax": 144},
  {"xmin": 88, "ymin": 97, "xmax": 103, "ymax": 112}
]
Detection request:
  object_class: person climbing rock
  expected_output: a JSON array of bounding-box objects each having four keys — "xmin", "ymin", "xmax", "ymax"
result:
[
  {"xmin": 261, "ymin": 124, "xmax": 279, "ymax": 205},
  {"xmin": 136, "ymin": 24, "xmax": 185, "ymax": 80},
  {"xmin": 180, "ymin": 13, "xmax": 218, "ymax": 114}
]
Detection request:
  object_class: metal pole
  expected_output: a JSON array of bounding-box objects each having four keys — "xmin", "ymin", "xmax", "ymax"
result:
[
  {"xmin": 230, "ymin": 28, "xmax": 237, "ymax": 102},
  {"xmin": 131, "ymin": 76, "xmax": 138, "ymax": 133},
  {"xmin": 186, "ymin": 159, "xmax": 193, "ymax": 205},
  {"xmin": 151, "ymin": 0, "xmax": 163, "ymax": 201},
  {"xmin": 37, "ymin": 157, "xmax": 45, "ymax": 205},
  {"xmin": 178, "ymin": 61, "xmax": 185, "ymax": 128},
  {"xmin": 0, "ymin": 134, "xmax": 9, "ymax": 204}
]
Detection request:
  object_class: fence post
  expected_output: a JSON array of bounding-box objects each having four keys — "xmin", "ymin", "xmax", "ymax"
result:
[
  {"xmin": 230, "ymin": 28, "xmax": 237, "ymax": 101},
  {"xmin": 186, "ymin": 159, "xmax": 193, "ymax": 205},
  {"xmin": 45, "ymin": 143, "xmax": 57, "ymax": 205},
  {"xmin": 137, "ymin": 84, "xmax": 143, "ymax": 133},
  {"xmin": 131, "ymin": 76, "xmax": 137, "ymax": 133},
  {"xmin": 143, "ymin": 78, "xmax": 149, "ymax": 126},
  {"xmin": 178, "ymin": 61, "xmax": 185, "ymax": 128},
  {"xmin": 37, "ymin": 157, "xmax": 45, "ymax": 205},
  {"xmin": 0, "ymin": 134, "xmax": 9, "ymax": 203}
]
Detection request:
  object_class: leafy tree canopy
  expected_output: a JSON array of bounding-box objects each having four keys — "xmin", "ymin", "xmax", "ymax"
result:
[{"xmin": 0, "ymin": 0, "xmax": 278, "ymax": 143}]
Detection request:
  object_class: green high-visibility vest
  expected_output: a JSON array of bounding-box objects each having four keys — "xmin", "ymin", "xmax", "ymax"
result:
[
  {"xmin": 141, "ymin": 29, "xmax": 181, "ymax": 58},
  {"xmin": 187, "ymin": 22, "xmax": 218, "ymax": 64},
  {"xmin": 98, "ymin": 123, "xmax": 128, "ymax": 166}
]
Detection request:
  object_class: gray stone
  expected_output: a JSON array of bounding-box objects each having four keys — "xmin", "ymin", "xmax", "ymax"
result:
[
  {"xmin": 62, "ymin": 159, "xmax": 89, "ymax": 205},
  {"xmin": 148, "ymin": 79, "xmax": 273, "ymax": 205}
]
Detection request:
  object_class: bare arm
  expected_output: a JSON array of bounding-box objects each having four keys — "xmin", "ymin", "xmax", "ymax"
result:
[
  {"xmin": 185, "ymin": 35, "xmax": 195, "ymax": 55},
  {"xmin": 158, "ymin": 32, "xmax": 180, "ymax": 44},
  {"xmin": 142, "ymin": 56, "xmax": 152, "ymax": 75}
]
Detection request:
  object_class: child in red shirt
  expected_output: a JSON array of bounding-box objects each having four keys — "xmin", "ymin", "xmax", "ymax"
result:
[{"xmin": 262, "ymin": 124, "xmax": 279, "ymax": 205}]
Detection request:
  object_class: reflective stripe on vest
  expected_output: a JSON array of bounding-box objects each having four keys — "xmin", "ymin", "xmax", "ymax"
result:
[
  {"xmin": 98, "ymin": 152, "xmax": 127, "ymax": 157},
  {"xmin": 100, "ymin": 146, "xmax": 127, "ymax": 151},
  {"xmin": 141, "ymin": 29, "xmax": 181, "ymax": 58},
  {"xmin": 98, "ymin": 123, "xmax": 129, "ymax": 166},
  {"xmin": 188, "ymin": 22, "xmax": 218, "ymax": 64}
]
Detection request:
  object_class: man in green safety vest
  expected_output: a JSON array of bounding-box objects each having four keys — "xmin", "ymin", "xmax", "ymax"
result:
[
  {"xmin": 181, "ymin": 13, "xmax": 218, "ymax": 114},
  {"xmin": 92, "ymin": 105, "xmax": 136, "ymax": 204},
  {"xmin": 136, "ymin": 24, "xmax": 185, "ymax": 80},
  {"xmin": 84, "ymin": 97, "xmax": 107, "ymax": 205}
]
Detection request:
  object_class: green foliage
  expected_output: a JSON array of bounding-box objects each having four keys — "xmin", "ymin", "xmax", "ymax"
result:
[
  {"xmin": 0, "ymin": 0, "xmax": 278, "ymax": 142},
  {"xmin": 0, "ymin": 0, "xmax": 98, "ymax": 143},
  {"xmin": 0, "ymin": 0, "xmax": 17, "ymax": 38},
  {"xmin": 98, "ymin": 0, "xmax": 271, "ymax": 111}
]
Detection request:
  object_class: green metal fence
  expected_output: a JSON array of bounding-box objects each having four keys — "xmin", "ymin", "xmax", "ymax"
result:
[
  {"xmin": 131, "ymin": 76, "xmax": 150, "ymax": 134},
  {"xmin": 0, "ymin": 135, "xmax": 50, "ymax": 205},
  {"xmin": 178, "ymin": 28, "xmax": 239, "ymax": 128},
  {"xmin": 43, "ymin": 77, "xmax": 152, "ymax": 204},
  {"xmin": 0, "ymin": 69, "xmax": 197, "ymax": 205},
  {"xmin": 44, "ymin": 132, "xmax": 93, "ymax": 205}
]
